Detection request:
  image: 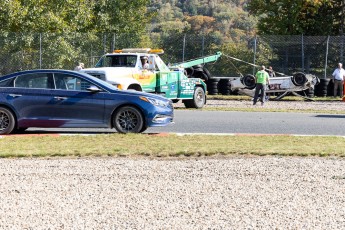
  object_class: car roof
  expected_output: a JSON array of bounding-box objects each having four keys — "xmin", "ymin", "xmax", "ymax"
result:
[
  {"xmin": 0, "ymin": 69, "xmax": 170, "ymax": 101},
  {"xmin": 1, "ymin": 69, "xmax": 83, "ymax": 77},
  {"xmin": 0, "ymin": 69, "xmax": 116, "ymax": 90}
]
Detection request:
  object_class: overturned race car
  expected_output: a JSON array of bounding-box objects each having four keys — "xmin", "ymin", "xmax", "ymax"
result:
[{"xmin": 230, "ymin": 72, "xmax": 320, "ymax": 100}]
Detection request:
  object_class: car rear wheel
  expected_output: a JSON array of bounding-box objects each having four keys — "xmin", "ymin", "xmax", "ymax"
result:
[
  {"xmin": 0, "ymin": 107, "xmax": 15, "ymax": 135},
  {"xmin": 113, "ymin": 106, "xmax": 144, "ymax": 133}
]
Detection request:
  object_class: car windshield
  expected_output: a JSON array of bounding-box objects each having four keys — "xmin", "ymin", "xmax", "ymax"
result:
[{"xmin": 95, "ymin": 55, "xmax": 137, "ymax": 68}]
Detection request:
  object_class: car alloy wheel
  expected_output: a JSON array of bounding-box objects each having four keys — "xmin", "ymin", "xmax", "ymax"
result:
[
  {"xmin": 113, "ymin": 106, "xmax": 144, "ymax": 133},
  {"xmin": 0, "ymin": 107, "xmax": 15, "ymax": 135}
]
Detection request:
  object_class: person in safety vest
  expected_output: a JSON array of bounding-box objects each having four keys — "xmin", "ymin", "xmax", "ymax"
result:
[{"xmin": 253, "ymin": 65, "xmax": 270, "ymax": 106}]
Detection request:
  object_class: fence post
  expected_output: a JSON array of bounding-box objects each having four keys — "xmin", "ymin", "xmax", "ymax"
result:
[
  {"xmin": 201, "ymin": 32, "xmax": 205, "ymax": 57},
  {"xmin": 341, "ymin": 35, "xmax": 344, "ymax": 64},
  {"xmin": 253, "ymin": 36, "xmax": 257, "ymax": 75},
  {"xmin": 301, "ymin": 34, "xmax": 305, "ymax": 72},
  {"xmin": 103, "ymin": 33, "xmax": 107, "ymax": 54},
  {"xmin": 39, "ymin": 33, "xmax": 42, "ymax": 69},
  {"xmin": 112, "ymin": 33, "xmax": 116, "ymax": 52},
  {"xmin": 324, "ymin": 36, "xmax": 330, "ymax": 79},
  {"xmin": 182, "ymin": 34, "xmax": 186, "ymax": 62}
]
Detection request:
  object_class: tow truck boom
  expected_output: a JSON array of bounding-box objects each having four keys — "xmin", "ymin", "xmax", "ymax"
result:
[{"xmin": 170, "ymin": 52, "xmax": 222, "ymax": 69}]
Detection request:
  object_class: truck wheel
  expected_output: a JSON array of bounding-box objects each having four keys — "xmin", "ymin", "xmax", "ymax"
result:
[
  {"xmin": 127, "ymin": 84, "xmax": 142, "ymax": 91},
  {"xmin": 0, "ymin": 107, "xmax": 15, "ymax": 135},
  {"xmin": 113, "ymin": 106, "xmax": 144, "ymax": 133},
  {"xmin": 183, "ymin": 87, "xmax": 205, "ymax": 109}
]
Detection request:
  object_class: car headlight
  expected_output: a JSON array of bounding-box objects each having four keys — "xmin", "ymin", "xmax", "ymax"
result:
[{"xmin": 140, "ymin": 96, "xmax": 169, "ymax": 107}]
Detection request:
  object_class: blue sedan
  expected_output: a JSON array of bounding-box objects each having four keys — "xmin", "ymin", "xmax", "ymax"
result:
[{"xmin": 0, "ymin": 69, "xmax": 174, "ymax": 134}]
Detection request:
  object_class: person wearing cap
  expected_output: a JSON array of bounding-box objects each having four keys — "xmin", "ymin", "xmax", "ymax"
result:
[
  {"xmin": 253, "ymin": 65, "xmax": 270, "ymax": 106},
  {"xmin": 74, "ymin": 62, "xmax": 84, "ymax": 71},
  {"xmin": 140, "ymin": 56, "xmax": 149, "ymax": 70},
  {"xmin": 332, "ymin": 63, "xmax": 345, "ymax": 98}
]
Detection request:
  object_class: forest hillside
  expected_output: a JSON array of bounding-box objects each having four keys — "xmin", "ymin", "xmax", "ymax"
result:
[{"xmin": 148, "ymin": 0, "xmax": 256, "ymax": 42}]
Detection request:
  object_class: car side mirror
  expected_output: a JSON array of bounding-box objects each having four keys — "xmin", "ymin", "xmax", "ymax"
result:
[{"xmin": 87, "ymin": 85, "xmax": 102, "ymax": 93}]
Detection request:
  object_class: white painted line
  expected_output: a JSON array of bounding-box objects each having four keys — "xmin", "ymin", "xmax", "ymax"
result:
[{"xmin": 174, "ymin": 133, "xmax": 345, "ymax": 138}]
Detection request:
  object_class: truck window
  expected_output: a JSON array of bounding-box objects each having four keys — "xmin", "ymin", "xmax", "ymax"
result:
[{"xmin": 96, "ymin": 55, "xmax": 137, "ymax": 68}]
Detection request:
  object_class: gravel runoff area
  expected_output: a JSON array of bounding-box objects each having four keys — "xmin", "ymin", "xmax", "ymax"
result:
[
  {"xmin": 175, "ymin": 99, "xmax": 345, "ymax": 111},
  {"xmin": 1, "ymin": 157, "xmax": 345, "ymax": 229}
]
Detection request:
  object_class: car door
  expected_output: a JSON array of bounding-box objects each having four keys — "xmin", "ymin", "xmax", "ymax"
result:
[
  {"xmin": 50, "ymin": 73, "xmax": 106, "ymax": 127},
  {"xmin": 4, "ymin": 72, "xmax": 58, "ymax": 127}
]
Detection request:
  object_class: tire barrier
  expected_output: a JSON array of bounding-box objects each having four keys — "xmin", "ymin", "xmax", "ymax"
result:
[
  {"xmin": 187, "ymin": 65, "xmax": 210, "ymax": 81},
  {"xmin": 206, "ymin": 78, "xmax": 219, "ymax": 95},
  {"xmin": 315, "ymin": 78, "xmax": 330, "ymax": 97},
  {"xmin": 218, "ymin": 79, "xmax": 232, "ymax": 95},
  {"xmin": 300, "ymin": 87, "xmax": 314, "ymax": 97}
]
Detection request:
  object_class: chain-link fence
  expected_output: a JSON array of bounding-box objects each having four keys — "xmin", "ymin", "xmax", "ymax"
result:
[
  {"xmin": 257, "ymin": 35, "xmax": 345, "ymax": 79},
  {"xmin": 0, "ymin": 32, "xmax": 344, "ymax": 80}
]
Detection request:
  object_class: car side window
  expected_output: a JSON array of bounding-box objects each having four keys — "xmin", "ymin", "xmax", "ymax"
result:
[
  {"xmin": 14, "ymin": 73, "xmax": 54, "ymax": 89},
  {"xmin": 54, "ymin": 73, "xmax": 93, "ymax": 91},
  {"xmin": 0, "ymin": 78, "xmax": 14, "ymax": 87}
]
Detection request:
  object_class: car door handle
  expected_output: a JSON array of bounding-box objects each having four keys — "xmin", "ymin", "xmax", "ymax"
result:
[
  {"xmin": 8, "ymin": 94, "xmax": 22, "ymax": 98},
  {"xmin": 54, "ymin": 96, "xmax": 68, "ymax": 100}
]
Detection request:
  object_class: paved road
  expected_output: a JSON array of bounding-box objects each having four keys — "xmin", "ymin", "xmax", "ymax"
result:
[
  {"xmin": 27, "ymin": 110, "xmax": 345, "ymax": 136},
  {"xmin": 150, "ymin": 110, "xmax": 345, "ymax": 136}
]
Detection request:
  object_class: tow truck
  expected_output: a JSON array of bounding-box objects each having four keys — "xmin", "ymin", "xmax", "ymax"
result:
[{"xmin": 81, "ymin": 48, "xmax": 206, "ymax": 109}]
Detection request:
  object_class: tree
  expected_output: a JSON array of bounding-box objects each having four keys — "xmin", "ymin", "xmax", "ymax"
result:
[
  {"xmin": 185, "ymin": 15, "xmax": 216, "ymax": 33},
  {"xmin": 0, "ymin": 0, "xmax": 152, "ymax": 33},
  {"xmin": 0, "ymin": 0, "xmax": 94, "ymax": 32},
  {"xmin": 248, "ymin": 0, "xmax": 343, "ymax": 35},
  {"xmin": 0, "ymin": 0, "xmax": 154, "ymax": 74}
]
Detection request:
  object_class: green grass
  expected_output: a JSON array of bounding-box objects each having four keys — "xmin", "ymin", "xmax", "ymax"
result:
[{"xmin": 1, "ymin": 134, "xmax": 344, "ymax": 158}]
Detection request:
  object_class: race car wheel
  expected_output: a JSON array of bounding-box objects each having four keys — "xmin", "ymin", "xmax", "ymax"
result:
[
  {"xmin": 241, "ymin": 74, "xmax": 256, "ymax": 89},
  {"xmin": 0, "ymin": 107, "xmax": 15, "ymax": 135},
  {"xmin": 183, "ymin": 87, "xmax": 205, "ymax": 109},
  {"xmin": 292, "ymin": 72, "xmax": 307, "ymax": 86},
  {"xmin": 113, "ymin": 106, "xmax": 144, "ymax": 133}
]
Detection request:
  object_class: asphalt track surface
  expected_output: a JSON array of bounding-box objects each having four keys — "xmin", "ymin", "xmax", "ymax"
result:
[{"xmin": 24, "ymin": 110, "xmax": 345, "ymax": 136}]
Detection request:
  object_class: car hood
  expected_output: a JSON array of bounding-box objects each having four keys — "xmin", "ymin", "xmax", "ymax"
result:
[{"xmin": 110, "ymin": 87, "xmax": 171, "ymax": 102}]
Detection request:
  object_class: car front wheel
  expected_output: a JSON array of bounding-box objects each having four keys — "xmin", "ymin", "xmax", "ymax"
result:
[
  {"xmin": 0, "ymin": 107, "xmax": 15, "ymax": 135},
  {"xmin": 113, "ymin": 106, "xmax": 145, "ymax": 133}
]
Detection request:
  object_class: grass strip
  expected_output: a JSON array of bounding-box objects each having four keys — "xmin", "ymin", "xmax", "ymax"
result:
[{"xmin": 1, "ymin": 134, "xmax": 345, "ymax": 158}]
